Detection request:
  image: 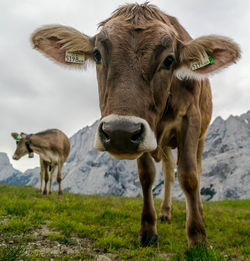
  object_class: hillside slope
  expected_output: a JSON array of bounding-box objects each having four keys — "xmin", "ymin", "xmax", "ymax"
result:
[{"xmin": 0, "ymin": 185, "xmax": 249, "ymax": 260}]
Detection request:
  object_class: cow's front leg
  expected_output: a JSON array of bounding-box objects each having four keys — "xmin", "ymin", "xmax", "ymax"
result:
[
  {"xmin": 178, "ymin": 109, "xmax": 207, "ymax": 247},
  {"xmin": 137, "ymin": 152, "xmax": 157, "ymax": 246},
  {"xmin": 178, "ymin": 162, "xmax": 207, "ymax": 247}
]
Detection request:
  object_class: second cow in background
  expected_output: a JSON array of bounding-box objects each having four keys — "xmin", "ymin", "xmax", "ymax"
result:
[{"xmin": 11, "ymin": 129, "xmax": 70, "ymax": 195}]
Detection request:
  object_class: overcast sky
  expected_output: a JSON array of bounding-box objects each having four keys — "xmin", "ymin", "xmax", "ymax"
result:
[{"xmin": 1, "ymin": 0, "xmax": 249, "ymax": 171}]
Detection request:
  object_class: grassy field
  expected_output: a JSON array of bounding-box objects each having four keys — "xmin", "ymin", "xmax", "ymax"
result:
[{"xmin": 0, "ymin": 185, "xmax": 249, "ymax": 260}]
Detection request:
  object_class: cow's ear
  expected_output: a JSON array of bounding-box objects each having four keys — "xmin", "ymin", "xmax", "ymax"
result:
[
  {"xmin": 31, "ymin": 25, "xmax": 95, "ymax": 68},
  {"xmin": 11, "ymin": 132, "xmax": 19, "ymax": 140},
  {"xmin": 175, "ymin": 35, "xmax": 241, "ymax": 80}
]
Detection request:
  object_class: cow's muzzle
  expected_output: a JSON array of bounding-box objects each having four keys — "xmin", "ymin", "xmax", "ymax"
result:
[
  {"xmin": 12, "ymin": 155, "xmax": 19, "ymax": 160},
  {"xmin": 94, "ymin": 115, "xmax": 157, "ymax": 160}
]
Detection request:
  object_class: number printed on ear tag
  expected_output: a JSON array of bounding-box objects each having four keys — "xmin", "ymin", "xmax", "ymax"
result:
[
  {"xmin": 191, "ymin": 53, "xmax": 212, "ymax": 71},
  {"xmin": 65, "ymin": 51, "xmax": 85, "ymax": 64}
]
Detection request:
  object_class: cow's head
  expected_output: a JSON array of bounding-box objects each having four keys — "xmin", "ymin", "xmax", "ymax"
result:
[
  {"xmin": 31, "ymin": 3, "xmax": 240, "ymax": 160},
  {"xmin": 11, "ymin": 132, "xmax": 34, "ymax": 160}
]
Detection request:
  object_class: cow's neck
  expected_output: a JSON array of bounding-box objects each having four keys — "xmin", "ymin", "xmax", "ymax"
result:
[
  {"xmin": 25, "ymin": 134, "xmax": 33, "ymax": 155},
  {"xmin": 28, "ymin": 134, "xmax": 53, "ymax": 162}
]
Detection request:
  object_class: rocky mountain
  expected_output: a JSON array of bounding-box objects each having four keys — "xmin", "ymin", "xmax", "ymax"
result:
[
  {"xmin": 1, "ymin": 111, "xmax": 249, "ymax": 201},
  {"xmin": 0, "ymin": 152, "xmax": 28, "ymax": 185},
  {"xmin": 201, "ymin": 112, "xmax": 250, "ymax": 200}
]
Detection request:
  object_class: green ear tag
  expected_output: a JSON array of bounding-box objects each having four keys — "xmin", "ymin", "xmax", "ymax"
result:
[
  {"xmin": 16, "ymin": 135, "xmax": 19, "ymax": 140},
  {"xmin": 209, "ymin": 55, "xmax": 214, "ymax": 64}
]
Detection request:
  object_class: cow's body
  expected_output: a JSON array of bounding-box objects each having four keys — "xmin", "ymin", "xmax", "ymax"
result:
[
  {"xmin": 31, "ymin": 3, "xmax": 240, "ymax": 247},
  {"xmin": 11, "ymin": 129, "xmax": 70, "ymax": 195}
]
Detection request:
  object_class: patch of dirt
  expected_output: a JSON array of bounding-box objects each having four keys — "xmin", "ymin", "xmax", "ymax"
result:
[
  {"xmin": 29, "ymin": 224, "xmax": 95, "ymax": 257},
  {"xmin": 0, "ymin": 215, "xmax": 12, "ymax": 224},
  {"xmin": 0, "ymin": 223, "xmax": 98, "ymax": 258},
  {"xmin": 223, "ymin": 254, "xmax": 246, "ymax": 261},
  {"xmin": 157, "ymin": 253, "xmax": 177, "ymax": 260}
]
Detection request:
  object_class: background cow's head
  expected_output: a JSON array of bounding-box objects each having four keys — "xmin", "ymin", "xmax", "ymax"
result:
[
  {"xmin": 11, "ymin": 132, "xmax": 34, "ymax": 160},
  {"xmin": 31, "ymin": 3, "xmax": 240, "ymax": 160}
]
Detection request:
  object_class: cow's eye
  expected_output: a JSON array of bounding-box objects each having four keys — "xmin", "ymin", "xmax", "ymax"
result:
[
  {"xmin": 163, "ymin": 55, "xmax": 174, "ymax": 69},
  {"xmin": 16, "ymin": 141, "xmax": 19, "ymax": 145},
  {"xmin": 93, "ymin": 49, "xmax": 102, "ymax": 64}
]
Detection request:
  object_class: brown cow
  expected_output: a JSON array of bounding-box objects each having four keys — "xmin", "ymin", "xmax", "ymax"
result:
[
  {"xmin": 31, "ymin": 3, "xmax": 240, "ymax": 247},
  {"xmin": 11, "ymin": 129, "xmax": 70, "ymax": 195}
]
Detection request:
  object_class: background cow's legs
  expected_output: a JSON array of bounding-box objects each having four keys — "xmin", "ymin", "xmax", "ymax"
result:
[
  {"xmin": 39, "ymin": 158, "xmax": 45, "ymax": 193},
  {"xmin": 178, "ymin": 110, "xmax": 207, "ymax": 247},
  {"xmin": 57, "ymin": 161, "xmax": 63, "ymax": 195},
  {"xmin": 43, "ymin": 161, "xmax": 49, "ymax": 195},
  {"xmin": 137, "ymin": 153, "xmax": 157, "ymax": 246},
  {"xmin": 48, "ymin": 165, "xmax": 56, "ymax": 194},
  {"xmin": 159, "ymin": 147, "xmax": 175, "ymax": 223}
]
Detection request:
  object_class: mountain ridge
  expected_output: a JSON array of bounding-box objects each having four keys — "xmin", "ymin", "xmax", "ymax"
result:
[{"xmin": 1, "ymin": 110, "xmax": 249, "ymax": 201}]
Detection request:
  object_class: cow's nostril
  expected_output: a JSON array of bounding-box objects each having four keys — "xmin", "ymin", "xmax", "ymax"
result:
[
  {"xmin": 130, "ymin": 124, "xmax": 144, "ymax": 143},
  {"xmin": 98, "ymin": 120, "xmax": 147, "ymax": 153},
  {"xmin": 100, "ymin": 123, "xmax": 111, "ymax": 143}
]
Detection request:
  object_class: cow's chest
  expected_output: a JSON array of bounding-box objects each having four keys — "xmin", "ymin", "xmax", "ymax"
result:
[{"xmin": 40, "ymin": 150, "xmax": 59, "ymax": 164}]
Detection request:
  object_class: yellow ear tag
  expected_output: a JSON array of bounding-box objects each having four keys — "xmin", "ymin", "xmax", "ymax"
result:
[
  {"xmin": 191, "ymin": 53, "xmax": 213, "ymax": 71},
  {"xmin": 65, "ymin": 51, "xmax": 85, "ymax": 64}
]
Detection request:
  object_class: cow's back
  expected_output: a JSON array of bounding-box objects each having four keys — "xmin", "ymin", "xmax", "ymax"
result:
[{"xmin": 36, "ymin": 129, "xmax": 70, "ymax": 161}]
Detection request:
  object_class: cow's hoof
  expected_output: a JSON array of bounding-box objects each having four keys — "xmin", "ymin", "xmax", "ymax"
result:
[
  {"xmin": 159, "ymin": 215, "xmax": 171, "ymax": 224},
  {"xmin": 43, "ymin": 190, "xmax": 47, "ymax": 195},
  {"xmin": 48, "ymin": 191, "xmax": 52, "ymax": 195},
  {"xmin": 188, "ymin": 236, "xmax": 208, "ymax": 249},
  {"xmin": 187, "ymin": 224, "xmax": 207, "ymax": 249},
  {"xmin": 138, "ymin": 233, "xmax": 158, "ymax": 247},
  {"xmin": 58, "ymin": 191, "xmax": 63, "ymax": 196}
]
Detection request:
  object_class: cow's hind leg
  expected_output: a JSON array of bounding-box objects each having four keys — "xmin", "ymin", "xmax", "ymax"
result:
[
  {"xmin": 57, "ymin": 161, "xmax": 63, "ymax": 195},
  {"xmin": 159, "ymin": 147, "xmax": 175, "ymax": 223},
  {"xmin": 48, "ymin": 165, "xmax": 56, "ymax": 194},
  {"xmin": 137, "ymin": 153, "xmax": 157, "ymax": 246},
  {"xmin": 39, "ymin": 158, "xmax": 45, "ymax": 193}
]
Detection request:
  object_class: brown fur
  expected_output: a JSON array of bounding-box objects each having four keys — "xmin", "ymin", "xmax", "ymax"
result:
[
  {"xmin": 31, "ymin": 3, "xmax": 240, "ymax": 247},
  {"xmin": 11, "ymin": 129, "xmax": 70, "ymax": 195}
]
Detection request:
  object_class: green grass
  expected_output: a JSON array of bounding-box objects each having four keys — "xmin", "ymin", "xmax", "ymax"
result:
[
  {"xmin": 0, "ymin": 185, "xmax": 249, "ymax": 260},
  {"xmin": 0, "ymin": 244, "xmax": 25, "ymax": 261}
]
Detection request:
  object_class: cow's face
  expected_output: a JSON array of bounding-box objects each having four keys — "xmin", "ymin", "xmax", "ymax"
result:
[
  {"xmin": 31, "ymin": 5, "xmax": 240, "ymax": 160},
  {"xmin": 93, "ymin": 21, "xmax": 177, "ymax": 159},
  {"xmin": 11, "ymin": 132, "xmax": 28, "ymax": 160}
]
